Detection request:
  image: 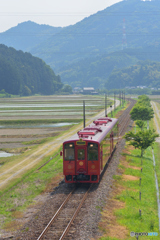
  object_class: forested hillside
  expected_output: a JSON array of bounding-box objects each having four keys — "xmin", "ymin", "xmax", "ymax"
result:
[
  {"xmin": 1, "ymin": 0, "xmax": 160, "ymax": 90},
  {"xmin": 31, "ymin": 0, "xmax": 160, "ymax": 70},
  {"xmin": 105, "ymin": 60, "xmax": 160, "ymax": 89},
  {"xmin": 59, "ymin": 51, "xmax": 138, "ymax": 88},
  {"xmin": 59, "ymin": 46, "xmax": 160, "ymax": 88},
  {"xmin": 1, "ymin": 0, "xmax": 160, "ymax": 72},
  {"xmin": 0, "ymin": 44, "xmax": 63, "ymax": 95}
]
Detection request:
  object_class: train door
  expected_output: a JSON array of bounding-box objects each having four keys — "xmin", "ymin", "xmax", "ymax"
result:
[
  {"xmin": 75, "ymin": 146, "xmax": 87, "ymax": 174},
  {"xmin": 100, "ymin": 145, "xmax": 103, "ymax": 171},
  {"xmin": 110, "ymin": 131, "xmax": 113, "ymax": 154}
]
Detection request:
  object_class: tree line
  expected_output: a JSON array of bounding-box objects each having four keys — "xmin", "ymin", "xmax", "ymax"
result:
[{"xmin": 124, "ymin": 95, "xmax": 158, "ymax": 157}]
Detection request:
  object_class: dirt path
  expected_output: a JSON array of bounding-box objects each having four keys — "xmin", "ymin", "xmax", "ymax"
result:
[
  {"xmin": 152, "ymin": 102, "xmax": 160, "ymax": 137},
  {"xmin": 0, "ymin": 101, "xmax": 120, "ymax": 190}
]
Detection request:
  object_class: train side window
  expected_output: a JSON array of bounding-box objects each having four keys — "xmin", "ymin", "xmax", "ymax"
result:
[
  {"xmin": 88, "ymin": 143, "xmax": 98, "ymax": 161},
  {"xmin": 64, "ymin": 143, "xmax": 75, "ymax": 161}
]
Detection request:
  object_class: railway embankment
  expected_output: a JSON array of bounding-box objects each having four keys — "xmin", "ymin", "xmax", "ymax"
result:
[{"xmin": 98, "ymin": 100, "xmax": 160, "ymax": 240}]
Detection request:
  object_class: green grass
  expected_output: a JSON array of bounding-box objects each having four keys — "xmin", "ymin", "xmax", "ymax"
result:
[
  {"xmin": 107, "ymin": 101, "xmax": 128, "ymax": 118},
  {"xmin": 0, "ymin": 149, "xmax": 63, "ymax": 228},
  {"xmin": 0, "ymin": 105, "xmax": 104, "ymax": 111},
  {"xmin": 100, "ymin": 238, "xmax": 121, "ymax": 240},
  {"xmin": 100, "ymin": 146, "xmax": 159, "ymax": 240},
  {"xmin": 0, "ymin": 119, "xmax": 81, "ymax": 125}
]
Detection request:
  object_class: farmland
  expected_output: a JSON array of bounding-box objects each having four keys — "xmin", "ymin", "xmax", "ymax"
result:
[
  {"xmin": 0, "ymin": 95, "xmax": 106, "ymax": 152},
  {"xmin": 0, "ymin": 94, "xmax": 111, "ymax": 191}
]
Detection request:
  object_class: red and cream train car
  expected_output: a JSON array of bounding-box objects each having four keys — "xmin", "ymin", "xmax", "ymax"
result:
[{"xmin": 62, "ymin": 117, "xmax": 119, "ymax": 183}]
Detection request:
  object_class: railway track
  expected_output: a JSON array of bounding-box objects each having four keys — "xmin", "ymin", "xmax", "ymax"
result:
[
  {"xmin": 35, "ymin": 184, "xmax": 92, "ymax": 240},
  {"xmin": 118, "ymin": 99, "xmax": 136, "ymax": 136},
  {"xmin": 35, "ymin": 100, "xmax": 135, "ymax": 240},
  {"xmin": 13, "ymin": 98, "xmax": 135, "ymax": 240}
]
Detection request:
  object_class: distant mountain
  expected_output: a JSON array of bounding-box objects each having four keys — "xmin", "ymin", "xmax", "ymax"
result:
[
  {"xmin": 1, "ymin": 0, "xmax": 160, "ymax": 71},
  {"xmin": 30, "ymin": 0, "xmax": 160, "ymax": 70},
  {"xmin": 58, "ymin": 51, "xmax": 138, "ymax": 88},
  {"xmin": 0, "ymin": 44, "xmax": 63, "ymax": 95},
  {"xmin": 59, "ymin": 45, "xmax": 160, "ymax": 89},
  {"xmin": 0, "ymin": 21, "xmax": 62, "ymax": 52},
  {"xmin": 1, "ymin": 0, "xmax": 160, "ymax": 90},
  {"xmin": 105, "ymin": 60, "xmax": 160, "ymax": 89}
]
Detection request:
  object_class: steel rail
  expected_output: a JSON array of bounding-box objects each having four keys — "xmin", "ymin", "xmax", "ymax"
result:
[
  {"xmin": 118, "ymin": 99, "xmax": 135, "ymax": 136},
  {"xmin": 37, "ymin": 187, "xmax": 76, "ymax": 240},
  {"xmin": 59, "ymin": 184, "xmax": 93, "ymax": 240},
  {"xmin": 36, "ymin": 184, "xmax": 92, "ymax": 240}
]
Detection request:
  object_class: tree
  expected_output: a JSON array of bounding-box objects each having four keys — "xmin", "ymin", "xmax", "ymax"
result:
[
  {"xmin": 62, "ymin": 84, "xmax": 72, "ymax": 94},
  {"xmin": 135, "ymin": 120, "xmax": 145, "ymax": 130},
  {"xmin": 124, "ymin": 129, "xmax": 158, "ymax": 157},
  {"xmin": 130, "ymin": 104, "xmax": 154, "ymax": 121},
  {"xmin": 137, "ymin": 95, "xmax": 151, "ymax": 107}
]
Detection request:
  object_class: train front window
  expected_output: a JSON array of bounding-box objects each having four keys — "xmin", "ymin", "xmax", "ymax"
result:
[
  {"xmin": 88, "ymin": 143, "xmax": 98, "ymax": 161},
  {"xmin": 64, "ymin": 143, "xmax": 75, "ymax": 161},
  {"xmin": 77, "ymin": 149, "xmax": 85, "ymax": 160}
]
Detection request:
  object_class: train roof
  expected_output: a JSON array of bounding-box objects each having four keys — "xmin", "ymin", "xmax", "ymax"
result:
[{"xmin": 64, "ymin": 117, "xmax": 118, "ymax": 144}]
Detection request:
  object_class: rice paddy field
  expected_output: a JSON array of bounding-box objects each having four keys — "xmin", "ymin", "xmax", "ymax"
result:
[{"xmin": 0, "ymin": 94, "xmax": 108, "ymax": 152}]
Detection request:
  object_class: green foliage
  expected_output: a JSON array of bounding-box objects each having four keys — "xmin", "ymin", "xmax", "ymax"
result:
[
  {"xmin": 130, "ymin": 94, "xmax": 154, "ymax": 122},
  {"xmin": 105, "ymin": 60, "xmax": 160, "ymax": 90},
  {"xmin": 124, "ymin": 129, "xmax": 159, "ymax": 157},
  {"xmin": 135, "ymin": 120, "xmax": 145, "ymax": 130},
  {"xmin": 130, "ymin": 105, "xmax": 154, "ymax": 121},
  {"xmin": 61, "ymin": 84, "xmax": 72, "ymax": 94},
  {"xmin": 0, "ymin": 44, "xmax": 64, "ymax": 96}
]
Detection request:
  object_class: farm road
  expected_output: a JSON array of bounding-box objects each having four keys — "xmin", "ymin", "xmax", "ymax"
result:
[
  {"xmin": 152, "ymin": 102, "xmax": 160, "ymax": 138},
  {"xmin": 0, "ymin": 100, "xmax": 120, "ymax": 190}
]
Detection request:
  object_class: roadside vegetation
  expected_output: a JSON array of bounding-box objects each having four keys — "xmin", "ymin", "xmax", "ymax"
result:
[{"xmin": 99, "ymin": 95, "xmax": 160, "ymax": 239}]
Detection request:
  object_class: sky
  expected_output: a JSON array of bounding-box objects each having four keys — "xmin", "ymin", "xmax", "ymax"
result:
[{"xmin": 0, "ymin": 0, "xmax": 121, "ymax": 33}]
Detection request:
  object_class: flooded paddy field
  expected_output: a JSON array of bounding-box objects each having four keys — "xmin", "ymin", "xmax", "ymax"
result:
[{"xmin": 0, "ymin": 95, "xmax": 105, "ymax": 152}]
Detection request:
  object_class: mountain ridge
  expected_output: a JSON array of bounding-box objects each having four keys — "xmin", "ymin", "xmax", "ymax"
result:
[{"xmin": 1, "ymin": 0, "xmax": 160, "ymax": 89}]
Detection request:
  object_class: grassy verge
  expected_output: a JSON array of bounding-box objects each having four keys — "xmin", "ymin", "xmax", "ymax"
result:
[
  {"xmin": 99, "ymin": 144, "xmax": 159, "ymax": 240},
  {"xmin": 99, "ymin": 109, "xmax": 160, "ymax": 239},
  {"xmin": 0, "ymin": 148, "xmax": 63, "ymax": 231}
]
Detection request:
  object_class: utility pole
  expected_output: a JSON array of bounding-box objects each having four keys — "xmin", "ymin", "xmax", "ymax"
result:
[
  {"xmin": 114, "ymin": 91, "xmax": 116, "ymax": 112},
  {"xmin": 105, "ymin": 93, "xmax": 107, "ymax": 116},
  {"xmin": 119, "ymin": 90, "xmax": 121, "ymax": 107},
  {"xmin": 83, "ymin": 100, "xmax": 85, "ymax": 128},
  {"xmin": 122, "ymin": 18, "xmax": 127, "ymax": 50},
  {"xmin": 122, "ymin": 91, "xmax": 123, "ymax": 107}
]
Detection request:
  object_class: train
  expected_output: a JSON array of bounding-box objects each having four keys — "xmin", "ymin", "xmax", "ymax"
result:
[{"xmin": 61, "ymin": 116, "xmax": 119, "ymax": 183}]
